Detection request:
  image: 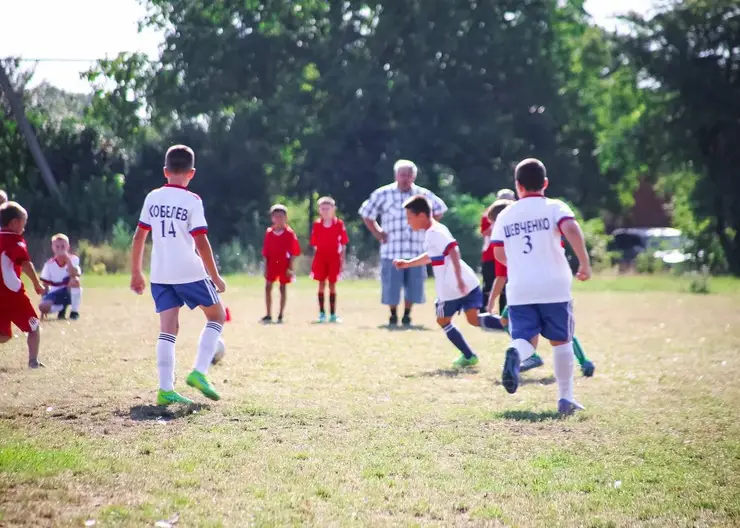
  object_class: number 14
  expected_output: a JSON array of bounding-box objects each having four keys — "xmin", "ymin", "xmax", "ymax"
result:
[{"xmin": 161, "ymin": 220, "xmax": 176, "ymax": 238}]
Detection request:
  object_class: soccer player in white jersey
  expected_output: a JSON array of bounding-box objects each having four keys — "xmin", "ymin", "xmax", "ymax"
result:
[
  {"xmin": 394, "ymin": 195, "xmax": 504, "ymax": 368},
  {"xmin": 130, "ymin": 145, "xmax": 227, "ymax": 406},
  {"xmin": 38, "ymin": 234, "xmax": 83, "ymax": 320},
  {"xmin": 491, "ymin": 158, "xmax": 591, "ymax": 415}
]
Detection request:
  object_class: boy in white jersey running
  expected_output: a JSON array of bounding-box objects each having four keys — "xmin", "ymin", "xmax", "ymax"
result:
[
  {"xmin": 394, "ymin": 196, "xmax": 504, "ymax": 368},
  {"xmin": 130, "ymin": 145, "xmax": 227, "ymax": 406},
  {"xmin": 491, "ymin": 158, "xmax": 591, "ymax": 415}
]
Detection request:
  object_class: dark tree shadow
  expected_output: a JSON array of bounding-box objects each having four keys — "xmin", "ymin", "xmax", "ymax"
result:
[
  {"xmin": 124, "ymin": 403, "xmax": 208, "ymax": 422},
  {"xmin": 496, "ymin": 410, "xmax": 561, "ymax": 422},
  {"xmin": 403, "ymin": 368, "xmax": 477, "ymax": 379}
]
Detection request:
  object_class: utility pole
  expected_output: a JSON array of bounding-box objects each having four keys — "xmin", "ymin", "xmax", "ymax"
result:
[{"xmin": 0, "ymin": 61, "xmax": 63, "ymax": 202}]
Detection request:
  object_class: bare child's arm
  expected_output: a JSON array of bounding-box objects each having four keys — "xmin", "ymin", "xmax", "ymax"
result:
[
  {"xmin": 395, "ymin": 253, "xmax": 431, "ymax": 268},
  {"xmin": 488, "ymin": 276, "xmax": 506, "ymax": 313},
  {"xmin": 194, "ymin": 233, "xmax": 226, "ymax": 292},
  {"xmin": 560, "ymin": 219, "xmax": 592, "ymax": 281},
  {"xmin": 65, "ymin": 258, "xmax": 81, "ymax": 279},
  {"xmin": 130, "ymin": 227, "xmax": 149, "ymax": 294},
  {"xmin": 493, "ymin": 246, "xmax": 507, "ymax": 267},
  {"xmin": 22, "ymin": 261, "xmax": 46, "ymax": 295}
]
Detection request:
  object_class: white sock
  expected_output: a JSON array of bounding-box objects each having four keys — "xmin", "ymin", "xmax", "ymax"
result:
[
  {"xmin": 512, "ymin": 338, "xmax": 536, "ymax": 361},
  {"xmin": 157, "ymin": 333, "xmax": 176, "ymax": 391},
  {"xmin": 70, "ymin": 287, "xmax": 82, "ymax": 312},
  {"xmin": 553, "ymin": 342, "xmax": 575, "ymax": 401},
  {"xmin": 193, "ymin": 321, "xmax": 223, "ymax": 375},
  {"xmin": 49, "ymin": 304, "xmax": 64, "ymax": 314}
]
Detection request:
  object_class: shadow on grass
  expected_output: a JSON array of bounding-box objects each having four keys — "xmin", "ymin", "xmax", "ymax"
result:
[
  {"xmin": 496, "ymin": 410, "xmax": 561, "ymax": 422},
  {"xmin": 375, "ymin": 324, "xmax": 430, "ymax": 332},
  {"xmin": 492, "ymin": 376, "xmax": 556, "ymax": 387},
  {"xmin": 403, "ymin": 368, "xmax": 476, "ymax": 379},
  {"xmin": 126, "ymin": 403, "xmax": 209, "ymax": 422}
]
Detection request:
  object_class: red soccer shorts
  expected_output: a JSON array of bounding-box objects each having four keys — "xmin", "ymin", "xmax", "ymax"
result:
[
  {"xmin": 311, "ymin": 255, "xmax": 341, "ymax": 283},
  {"xmin": 0, "ymin": 294, "xmax": 40, "ymax": 336},
  {"xmin": 265, "ymin": 263, "xmax": 293, "ymax": 285}
]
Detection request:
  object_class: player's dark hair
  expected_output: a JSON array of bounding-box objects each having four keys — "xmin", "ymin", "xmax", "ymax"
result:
[
  {"xmin": 486, "ymin": 199, "xmax": 514, "ymax": 223},
  {"xmin": 0, "ymin": 201, "xmax": 28, "ymax": 227},
  {"xmin": 515, "ymin": 158, "xmax": 547, "ymax": 192},
  {"xmin": 403, "ymin": 195, "xmax": 431, "ymax": 216},
  {"xmin": 165, "ymin": 144, "xmax": 195, "ymax": 173}
]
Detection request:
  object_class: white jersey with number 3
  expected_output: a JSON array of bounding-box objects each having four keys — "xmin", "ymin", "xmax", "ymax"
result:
[
  {"xmin": 138, "ymin": 184, "xmax": 209, "ymax": 285},
  {"xmin": 491, "ymin": 195, "xmax": 575, "ymax": 305}
]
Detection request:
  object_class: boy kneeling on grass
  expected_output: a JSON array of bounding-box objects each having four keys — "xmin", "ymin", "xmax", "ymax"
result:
[
  {"xmin": 38, "ymin": 233, "xmax": 83, "ymax": 320},
  {"xmin": 393, "ymin": 195, "xmax": 504, "ymax": 369}
]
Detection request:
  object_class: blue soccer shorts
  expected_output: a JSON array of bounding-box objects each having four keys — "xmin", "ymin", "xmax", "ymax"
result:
[
  {"xmin": 435, "ymin": 287, "xmax": 483, "ymax": 319},
  {"xmin": 508, "ymin": 301, "xmax": 574, "ymax": 342},
  {"xmin": 151, "ymin": 279, "xmax": 221, "ymax": 313},
  {"xmin": 41, "ymin": 288, "xmax": 71, "ymax": 306}
]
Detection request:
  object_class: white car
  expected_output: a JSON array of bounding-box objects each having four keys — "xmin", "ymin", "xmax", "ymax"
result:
[{"xmin": 611, "ymin": 227, "xmax": 691, "ymax": 265}]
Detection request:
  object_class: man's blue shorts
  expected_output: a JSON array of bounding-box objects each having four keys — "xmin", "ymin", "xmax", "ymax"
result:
[
  {"xmin": 151, "ymin": 279, "xmax": 221, "ymax": 313},
  {"xmin": 42, "ymin": 289, "xmax": 71, "ymax": 306},
  {"xmin": 435, "ymin": 287, "xmax": 483, "ymax": 318},
  {"xmin": 380, "ymin": 259, "xmax": 426, "ymax": 305},
  {"xmin": 508, "ymin": 301, "xmax": 574, "ymax": 342}
]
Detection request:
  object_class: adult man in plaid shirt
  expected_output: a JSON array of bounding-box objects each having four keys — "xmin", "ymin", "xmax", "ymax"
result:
[{"xmin": 359, "ymin": 159, "xmax": 448, "ymax": 326}]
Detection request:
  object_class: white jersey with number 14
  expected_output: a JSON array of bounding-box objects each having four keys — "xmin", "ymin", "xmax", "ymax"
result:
[
  {"xmin": 138, "ymin": 184, "xmax": 209, "ymax": 285},
  {"xmin": 491, "ymin": 195, "xmax": 575, "ymax": 305}
]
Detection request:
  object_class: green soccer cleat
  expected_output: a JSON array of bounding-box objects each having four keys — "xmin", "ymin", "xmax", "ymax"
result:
[
  {"xmin": 156, "ymin": 390, "xmax": 194, "ymax": 406},
  {"xmin": 329, "ymin": 314, "xmax": 341, "ymax": 323},
  {"xmin": 452, "ymin": 354, "xmax": 479, "ymax": 368},
  {"xmin": 318, "ymin": 312, "xmax": 327, "ymax": 323},
  {"xmin": 186, "ymin": 370, "xmax": 221, "ymax": 401}
]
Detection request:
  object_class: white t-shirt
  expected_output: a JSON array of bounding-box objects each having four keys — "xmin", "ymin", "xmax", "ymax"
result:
[
  {"xmin": 40, "ymin": 254, "xmax": 80, "ymax": 292},
  {"xmin": 491, "ymin": 196, "xmax": 575, "ymax": 305},
  {"xmin": 138, "ymin": 184, "xmax": 209, "ymax": 285},
  {"xmin": 425, "ymin": 221, "xmax": 480, "ymax": 302}
]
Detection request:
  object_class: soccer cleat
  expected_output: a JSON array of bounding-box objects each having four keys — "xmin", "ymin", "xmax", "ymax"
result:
[
  {"xmin": 57, "ymin": 307, "xmax": 68, "ymax": 320},
  {"xmin": 581, "ymin": 360, "xmax": 596, "ymax": 377},
  {"xmin": 186, "ymin": 370, "xmax": 221, "ymax": 401},
  {"xmin": 317, "ymin": 312, "xmax": 327, "ymax": 323},
  {"xmin": 389, "ymin": 314, "xmax": 399, "ymax": 326},
  {"xmin": 501, "ymin": 347, "xmax": 521, "ymax": 394},
  {"xmin": 520, "ymin": 354, "xmax": 545, "ymax": 372},
  {"xmin": 452, "ymin": 354, "xmax": 479, "ymax": 368},
  {"xmin": 277, "ymin": 314, "xmax": 284, "ymax": 324},
  {"xmin": 260, "ymin": 315, "xmax": 272, "ymax": 324},
  {"xmin": 70, "ymin": 311, "xmax": 80, "ymax": 321},
  {"xmin": 401, "ymin": 315, "xmax": 412, "ymax": 327},
  {"xmin": 156, "ymin": 389, "xmax": 194, "ymax": 406},
  {"xmin": 557, "ymin": 398, "xmax": 585, "ymax": 416},
  {"xmin": 329, "ymin": 314, "xmax": 341, "ymax": 323},
  {"xmin": 28, "ymin": 360, "xmax": 45, "ymax": 369}
]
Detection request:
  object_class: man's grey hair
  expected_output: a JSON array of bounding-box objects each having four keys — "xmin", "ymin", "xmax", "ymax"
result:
[
  {"xmin": 497, "ymin": 188, "xmax": 515, "ymax": 200},
  {"xmin": 393, "ymin": 159, "xmax": 418, "ymax": 177}
]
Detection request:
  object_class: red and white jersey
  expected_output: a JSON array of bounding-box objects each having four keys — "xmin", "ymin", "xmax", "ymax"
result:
[
  {"xmin": 491, "ymin": 195, "xmax": 574, "ymax": 305},
  {"xmin": 137, "ymin": 184, "xmax": 209, "ymax": 285},
  {"xmin": 0, "ymin": 231, "xmax": 30, "ymax": 297},
  {"xmin": 40, "ymin": 255, "xmax": 80, "ymax": 292},
  {"xmin": 425, "ymin": 221, "xmax": 479, "ymax": 302}
]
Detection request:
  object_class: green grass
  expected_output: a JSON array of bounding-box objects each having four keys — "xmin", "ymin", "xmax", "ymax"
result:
[{"xmin": 1, "ymin": 278, "xmax": 739, "ymax": 526}]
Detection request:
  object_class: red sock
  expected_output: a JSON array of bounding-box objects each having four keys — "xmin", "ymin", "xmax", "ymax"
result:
[{"xmin": 318, "ymin": 293, "xmax": 325, "ymax": 313}]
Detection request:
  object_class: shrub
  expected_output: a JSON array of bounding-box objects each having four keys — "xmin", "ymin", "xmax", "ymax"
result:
[{"xmin": 77, "ymin": 240, "xmax": 129, "ymax": 274}]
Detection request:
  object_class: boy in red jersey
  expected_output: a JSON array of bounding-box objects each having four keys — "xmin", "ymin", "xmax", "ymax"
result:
[
  {"xmin": 262, "ymin": 204, "xmax": 301, "ymax": 323},
  {"xmin": 310, "ymin": 196, "xmax": 349, "ymax": 323},
  {"xmin": 0, "ymin": 201, "xmax": 47, "ymax": 368}
]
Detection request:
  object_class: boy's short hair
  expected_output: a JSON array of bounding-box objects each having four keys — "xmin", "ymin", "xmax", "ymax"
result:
[
  {"xmin": 165, "ymin": 145, "xmax": 195, "ymax": 173},
  {"xmin": 0, "ymin": 201, "xmax": 28, "ymax": 228},
  {"xmin": 515, "ymin": 158, "xmax": 547, "ymax": 192},
  {"xmin": 486, "ymin": 199, "xmax": 514, "ymax": 222},
  {"xmin": 317, "ymin": 196, "xmax": 335, "ymax": 207},
  {"xmin": 403, "ymin": 195, "xmax": 431, "ymax": 216},
  {"xmin": 51, "ymin": 233, "xmax": 70, "ymax": 243},
  {"xmin": 270, "ymin": 204, "xmax": 288, "ymax": 215},
  {"xmin": 0, "ymin": 190, "xmax": 7, "ymax": 204}
]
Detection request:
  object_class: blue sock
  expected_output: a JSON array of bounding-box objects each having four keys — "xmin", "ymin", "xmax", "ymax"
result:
[
  {"xmin": 478, "ymin": 313, "xmax": 504, "ymax": 331},
  {"xmin": 443, "ymin": 323, "xmax": 475, "ymax": 359}
]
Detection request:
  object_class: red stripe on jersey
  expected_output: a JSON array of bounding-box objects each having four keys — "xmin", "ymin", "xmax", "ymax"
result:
[
  {"xmin": 490, "ymin": 241, "xmax": 504, "ymax": 247},
  {"xmin": 442, "ymin": 241, "xmax": 458, "ymax": 256},
  {"xmin": 557, "ymin": 216, "xmax": 575, "ymax": 229},
  {"xmin": 138, "ymin": 221, "xmax": 152, "ymax": 231},
  {"xmin": 190, "ymin": 227, "xmax": 208, "ymax": 236}
]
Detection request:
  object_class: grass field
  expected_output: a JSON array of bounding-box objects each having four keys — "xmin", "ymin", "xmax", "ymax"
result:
[{"xmin": 1, "ymin": 275, "xmax": 740, "ymax": 527}]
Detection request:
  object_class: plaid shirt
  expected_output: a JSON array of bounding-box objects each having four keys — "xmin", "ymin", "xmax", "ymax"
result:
[{"xmin": 359, "ymin": 183, "xmax": 448, "ymax": 260}]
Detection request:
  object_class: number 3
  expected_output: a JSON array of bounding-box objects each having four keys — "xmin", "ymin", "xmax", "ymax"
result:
[{"xmin": 523, "ymin": 235, "xmax": 533, "ymax": 254}]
